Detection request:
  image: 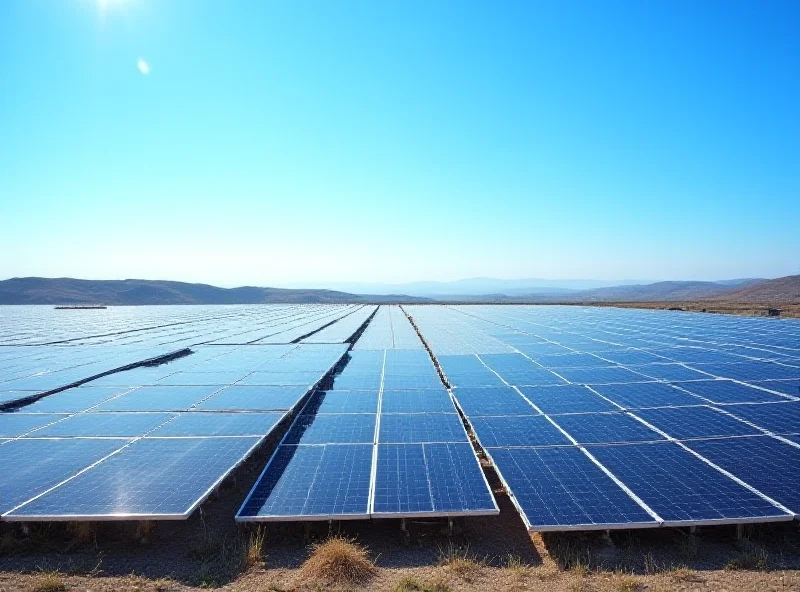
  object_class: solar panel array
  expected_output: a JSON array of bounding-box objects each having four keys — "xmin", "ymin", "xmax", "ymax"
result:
[
  {"xmin": 0, "ymin": 303, "xmax": 369, "ymax": 521},
  {"xmin": 2, "ymin": 303, "xmax": 798, "ymax": 531},
  {"xmin": 237, "ymin": 306, "xmax": 497, "ymax": 521},
  {"xmin": 408, "ymin": 305, "xmax": 800, "ymax": 531}
]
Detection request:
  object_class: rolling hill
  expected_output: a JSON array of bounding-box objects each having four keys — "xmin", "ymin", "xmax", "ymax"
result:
[
  {"xmin": 711, "ymin": 275, "xmax": 800, "ymax": 303},
  {"xmin": 0, "ymin": 278, "xmax": 428, "ymax": 305}
]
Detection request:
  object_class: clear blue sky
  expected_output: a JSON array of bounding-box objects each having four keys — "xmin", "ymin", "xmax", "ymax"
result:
[{"xmin": 1, "ymin": 0, "xmax": 798, "ymax": 287}]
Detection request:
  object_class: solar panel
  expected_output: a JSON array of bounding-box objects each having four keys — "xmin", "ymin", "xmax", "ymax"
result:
[
  {"xmin": 378, "ymin": 413, "xmax": 467, "ymax": 444},
  {"xmin": 550, "ymin": 366, "xmax": 646, "ymax": 385},
  {"xmin": 303, "ymin": 390, "xmax": 379, "ymax": 414},
  {"xmin": 519, "ymin": 385, "xmax": 619, "ymax": 414},
  {"xmin": 381, "ymin": 373, "xmax": 443, "ymax": 390},
  {"xmin": 372, "ymin": 443, "xmax": 497, "ymax": 516},
  {"xmin": 283, "ymin": 413, "xmax": 376, "ymax": 444},
  {"xmin": 6, "ymin": 437, "xmax": 261, "ymax": 520},
  {"xmin": 672, "ymin": 380, "xmax": 791, "ymax": 404},
  {"xmin": 14, "ymin": 387, "xmax": 125, "ymax": 413},
  {"xmin": 0, "ymin": 413, "xmax": 68, "ymax": 438},
  {"xmin": 589, "ymin": 382, "xmax": 702, "ymax": 409},
  {"xmin": 29, "ymin": 412, "xmax": 174, "ymax": 438},
  {"xmin": 633, "ymin": 406, "xmax": 761, "ymax": 440},
  {"xmin": 150, "ymin": 412, "xmax": 284, "ymax": 437},
  {"xmin": 723, "ymin": 402, "xmax": 800, "ymax": 435},
  {"xmin": 749, "ymin": 380, "xmax": 800, "ymax": 397},
  {"xmin": 587, "ymin": 441, "xmax": 792, "ymax": 525},
  {"xmin": 380, "ymin": 390, "xmax": 455, "ymax": 414},
  {"xmin": 686, "ymin": 437, "xmax": 800, "ymax": 515},
  {"xmin": 157, "ymin": 371, "xmax": 251, "ymax": 386},
  {"xmin": 195, "ymin": 385, "xmax": 308, "ymax": 412},
  {"xmin": 552, "ymin": 412, "xmax": 664, "ymax": 443},
  {"xmin": 235, "ymin": 371, "xmax": 325, "ymax": 387},
  {"xmin": 0, "ymin": 438, "xmax": 128, "ymax": 515},
  {"xmin": 629, "ymin": 364, "xmax": 710, "ymax": 382},
  {"xmin": 451, "ymin": 387, "xmax": 537, "ymax": 416},
  {"xmin": 237, "ymin": 444, "xmax": 373, "ymax": 520},
  {"xmin": 332, "ymin": 372, "xmax": 383, "ymax": 391},
  {"xmin": 470, "ymin": 415, "xmax": 571, "ymax": 447},
  {"xmin": 95, "ymin": 385, "xmax": 221, "ymax": 412},
  {"xmin": 487, "ymin": 446, "xmax": 657, "ymax": 530}
]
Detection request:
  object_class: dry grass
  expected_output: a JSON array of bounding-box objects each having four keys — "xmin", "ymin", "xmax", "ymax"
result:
[
  {"xmin": 296, "ymin": 536, "xmax": 376, "ymax": 589},
  {"xmin": 31, "ymin": 571, "xmax": 67, "ymax": 592},
  {"xmin": 725, "ymin": 540, "xmax": 770, "ymax": 570},
  {"xmin": 436, "ymin": 542, "xmax": 486, "ymax": 581},
  {"xmin": 610, "ymin": 571, "xmax": 641, "ymax": 591},
  {"xmin": 243, "ymin": 527, "xmax": 266, "ymax": 569},
  {"xmin": 666, "ymin": 566, "xmax": 703, "ymax": 582},
  {"xmin": 394, "ymin": 575, "xmax": 451, "ymax": 592}
]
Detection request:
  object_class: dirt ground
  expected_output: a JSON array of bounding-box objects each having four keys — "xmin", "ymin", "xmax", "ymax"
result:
[{"xmin": 1, "ymin": 458, "xmax": 799, "ymax": 592}]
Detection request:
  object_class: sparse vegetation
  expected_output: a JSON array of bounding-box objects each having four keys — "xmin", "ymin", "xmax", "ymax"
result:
[
  {"xmin": 394, "ymin": 576, "xmax": 451, "ymax": 592},
  {"xmin": 725, "ymin": 539, "xmax": 770, "ymax": 570},
  {"xmin": 436, "ymin": 542, "xmax": 486, "ymax": 581},
  {"xmin": 296, "ymin": 536, "xmax": 376, "ymax": 588},
  {"xmin": 31, "ymin": 571, "xmax": 66, "ymax": 592},
  {"xmin": 244, "ymin": 526, "xmax": 266, "ymax": 569}
]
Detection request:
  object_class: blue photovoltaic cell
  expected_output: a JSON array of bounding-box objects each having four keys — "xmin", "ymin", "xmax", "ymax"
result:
[
  {"xmin": 630, "ymin": 364, "xmax": 710, "ymax": 382},
  {"xmin": 96, "ymin": 385, "xmax": 221, "ymax": 412},
  {"xmin": 687, "ymin": 437, "xmax": 800, "ymax": 515},
  {"xmin": 31, "ymin": 412, "xmax": 174, "ymax": 438},
  {"xmin": 304, "ymin": 390, "xmax": 379, "ymax": 414},
  {"xmin": 493, "ymin": 368, "xmax": 567, "ymax": 387},
  {"xmin": 750, "ymin": 381, "xmax": 800, "ymax": 397},
  {"xmin": 236, "ymin": 371, "xmax": 324, "ymax": 386},
  {"xmin": 587, "ymin": 441, "xmax": 791, "ymax": 523},
  {"xmin": 445, "ymin": 371, "xmax": 507, "ymax": 388},
  {"xmin": 692, "ymin": 362, "xmax": 800, "ymax": 381},
  {"xmin": 589, "ymin": 382, "xmax": 702, "ymax": 409},
  {"xmin": 196, "ymin": 385, "xmax": 307, "ymax": 411},
  {"xmin": 672, "ymin": 380, "xmax": 790, "ymax": 404},
  {"xmin": 380, "ymin": 390, "xmax": 455, "ymax": 414},
  {"xmin": 519, "ymin": 385, "xmax": 619, "ymax": 414},
  {"xmin": 237, "ymin": 444, "xmax": 373, "ymax": 519},
  {"xmin": 451, "ymin": 387, "xmax": 537, "ymax": 416},
  {"xmin": 438, "ymin": 355, "xmax": 492, "ymax": 374},
  {"xmin": 470, "ymin": 415, "xmax": 571, "ymax": 447},
  {"xmin": 488, "ymin": 446, "xmax": 656, "ymax": 529},
  {"xmin": 378, "ymin": 413, "xmax": 467, "ymax": 443},
  {"xmin": 633, "ymin": 406, "xmax": 761, "ymax": 440},
  {"xmin": 0, "ymin": 413, "xmax": 67, "ymax": 438},
  {"xmin": 381, "ymin": 373, "xmax": 443, "ymax": 390},
  {"xmin": 723, "ymin": 402, "xmax": 800, "ymax": 435},
  {"xmin": 552, "ymin": 413, "xmax": 664, "ymax": 444},
  {"xmin": 333, "ymin": 372, "xmax": 383, "ymax": 391},
  {"xmin": 19, "ymin": 387, "xmax": 133, "ymax": 413},
  {"xmin": 0, "ymin": 438, "xmax": 128, "ymax": 514},
  {"xmin": 150, "ymin": 412, "xmax": 284, "ymax": 437},
  {"xmin": 550, "ymin": 366, "xmax": 646, "ymax": 385},
  {"xmin": 372, "ymin": 443, "xmax": 496, "ymax": 516},
  {"xmin": 7, "ymin": 437, "xmax": 261, "ymax": 519},
  {"xmin": 532, "ymin": 352, "xmax": 613, "ymax": 368},
  {"xmin": 283, "ymin": 413, "xmax": 376, "ymax": 444},
  {"xmin": 157, "ymin": 371, "xmax": 251, "ymax": 386},
  {"xmin": 596, "ymin": 350, "xmax": 670, "ymax": 365}
]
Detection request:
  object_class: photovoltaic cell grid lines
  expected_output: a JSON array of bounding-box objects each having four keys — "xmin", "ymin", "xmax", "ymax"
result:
[
  {"xmin": 237, "ymin": 306, "xmax": 498, "ymax": 521},
  {"xmin": 406, "ymin": 304, "xmax": 800, "ymax": 531}
]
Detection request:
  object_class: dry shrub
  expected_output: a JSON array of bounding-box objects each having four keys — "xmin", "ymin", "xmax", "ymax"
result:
[
  {"xmin": 32, "ymin": 571, "xmax": 66, "ymax": 592},
  {"xmin": 296, "ymin": 536, "xmax": 376, "ymax": 588}
]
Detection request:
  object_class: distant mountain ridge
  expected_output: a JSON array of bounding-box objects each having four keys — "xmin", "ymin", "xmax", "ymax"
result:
[
  {"xmin": 0, "ymin": 276, "xmax": 796, "ymax": 306},
  {"xmin": 0, "ymin": 278, "xmax": 429, "ymax": 305}
]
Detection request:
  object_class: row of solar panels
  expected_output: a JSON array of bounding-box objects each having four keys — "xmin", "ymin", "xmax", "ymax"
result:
[
  {"xmin": 406, "ymin": 305, "xmax": 800, "ymax": 531},
  {"xmin": 0, "ymin": 305, "xmax": 374, "ymax": 408},
  {"xmin": 237, "ymin": 312, "xmax": 498, "ymax": 521},
  {"xmin": 0, "ymin": 343, "xmax": 353, "ymax": 520}
]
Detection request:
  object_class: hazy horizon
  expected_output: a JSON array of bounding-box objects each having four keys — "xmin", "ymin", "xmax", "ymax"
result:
[{"xmin": 2, "ymin": 0, "xmax": 798, "ymax": 285}]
